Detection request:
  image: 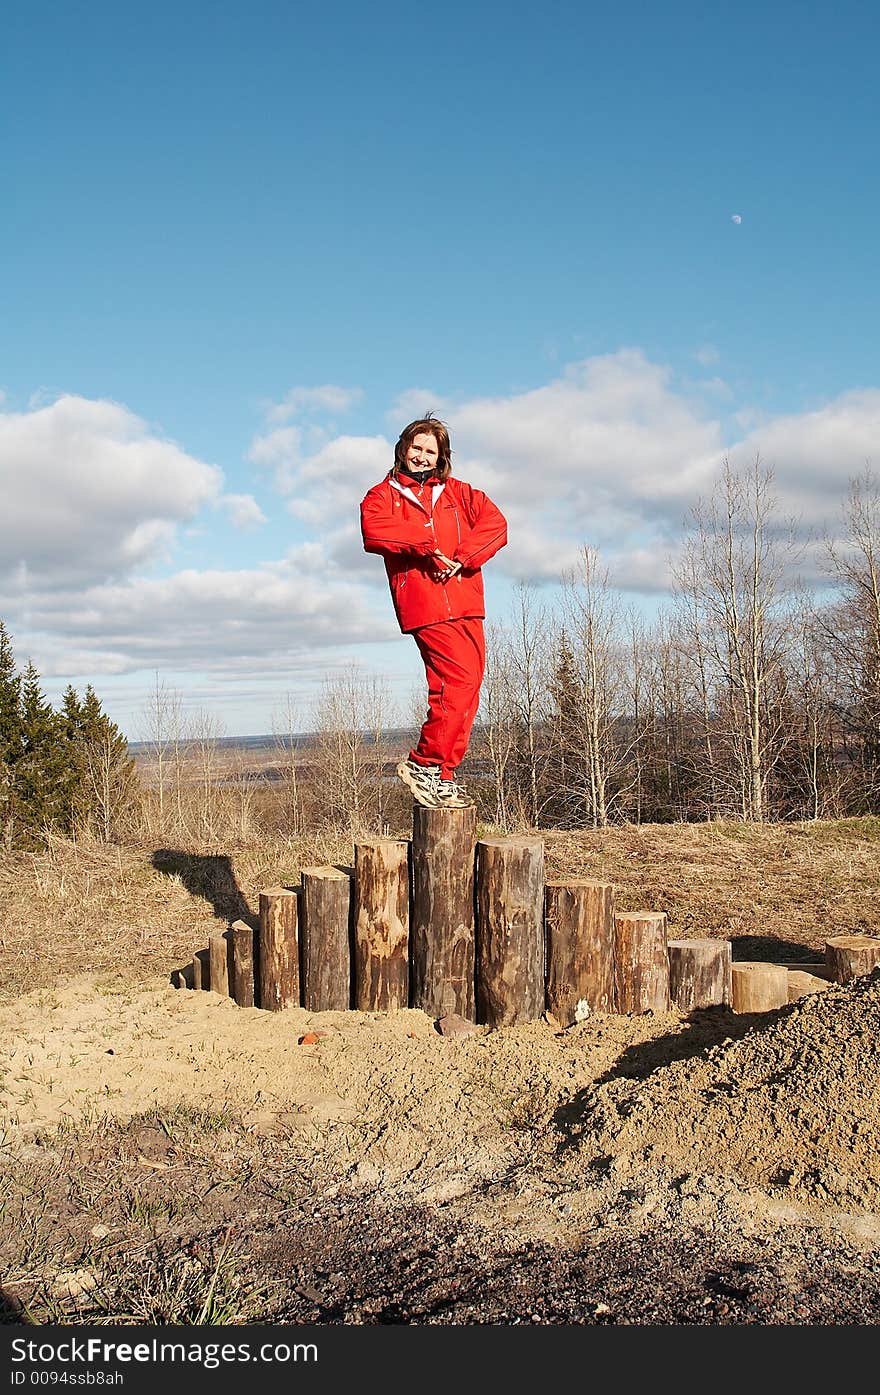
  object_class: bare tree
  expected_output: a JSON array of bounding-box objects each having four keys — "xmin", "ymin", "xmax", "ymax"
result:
[
  {"xmin": 509, "ymin": 583, "xmax": 552, "ymax": 827},
  {"xmin": 674, "ymin": 456, "xmax": 798, "ymax": 822},
  {"xmin": 138, "ymin": 675, "xmax": 187, "ymax": 837},
  {"xmin": 311, "ymin": 664, "xmax": 393, "ymax": 837},
  {"xmin": 474, "ymin": 623, "xmax": 521, "ymax": 828},
  {"xmin": 270, "ymin": 693, "xmax": 304, "ymax": 837},
  {"xmin": 824, "ymin": 464, "xmax": 880, "ymax": 805},
  {"xmin": 558, "ymin": 546, "xmax": 633, "ymax": 827}
]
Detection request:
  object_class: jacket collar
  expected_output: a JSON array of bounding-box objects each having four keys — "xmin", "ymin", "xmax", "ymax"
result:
[{"xmin": 389, "ymin": 474, "xmax": 446, "ymax": 515}]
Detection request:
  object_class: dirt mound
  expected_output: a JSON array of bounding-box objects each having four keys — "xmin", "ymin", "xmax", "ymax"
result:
[{"xmin": 562, "ymin": 969, "xmax": 880, "ymax": 1210}]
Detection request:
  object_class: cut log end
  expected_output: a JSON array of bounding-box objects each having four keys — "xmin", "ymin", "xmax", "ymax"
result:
[
  {"xmin": 825, "ymin": 934, "xmax": 880, "ymax": 984},
  {"xmin": 731, "ymin": 961, "xmax": 789, "ymax": 1013}
]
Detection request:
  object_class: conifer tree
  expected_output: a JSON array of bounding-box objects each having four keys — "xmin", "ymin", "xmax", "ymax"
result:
[
  {"xmin": 68, "ymin": 684, "xmax": 139, "ymax": 840},
  {"xmin": 0, "ymin": 622, "xmax": 23, "ymax": 846},
  {"xmin": 17, "ymin": 661, "xmax": 73, "ymax": 841}
]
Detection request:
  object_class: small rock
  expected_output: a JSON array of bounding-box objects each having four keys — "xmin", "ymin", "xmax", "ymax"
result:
[
  {"xmin": 436, "ymin": 1013, "xmax": 478, "ymax": 1038},
  {"xmin": 50, "ymin": 1269, "xmax": 98, "ymax": 1300}
]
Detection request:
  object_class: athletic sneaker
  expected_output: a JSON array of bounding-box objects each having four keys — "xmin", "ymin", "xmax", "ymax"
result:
[
  {"xmin": 436, "ymin": 779, "xmax": 472, "ymax": 808},
  {"xmin": 396, "ymin": 758, "xmax": 441, "ymax": 807}
]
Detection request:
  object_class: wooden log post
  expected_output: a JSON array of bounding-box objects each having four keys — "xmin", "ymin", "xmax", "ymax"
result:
[
  {"xmin": 173, "ymin": 963, "xmax": 194, "ymax": 989},
  {"xmin": 544, "ymin": 879, "xmax": 616, "ymax": 1023},
  {"xmin": 353, "ymin": 839, "xmax": 409, "ymax": 1012},
  {"xmin": 300, "ymin": 865, "xmax": 353, "ymax": 1011},
  {"xmin": 787, "ymin": 968, "xmax": 833, "ymax": 1003},
  {"xmin": 258, "ymin": 887, "xmax": 300, "ymax": 1011},
  {"xmin": 667, "ymin": 938, "xmax": 732, "ymax": 1010},
  {"xmin": 613, "ymin": 911, "xmax": 670, "ymax": 1013},
  {"xmin": 229, "ymin": 919, "xmax": 256, "ymax": 1008},
  {"xmin": 410, "ymin": 805, "xmax": 477, "ymax": 1020},
  {"xmin": 730, "ymin": 961, "xmax": 789, "ymax": 1013},
  {"xmin": 475, "ymin": 837, "xmax": 545, "ymax": 1027},
  {"xmin": 192, "ymin": 947, "xmax": 211, "ymax": 991},
  {"xmin": 208, "ymin": 930, "xmax": 232, "ymax": 996},
  {"xmin": 825, "ymin": 934, "xmax": 880, "ymax": 984}
]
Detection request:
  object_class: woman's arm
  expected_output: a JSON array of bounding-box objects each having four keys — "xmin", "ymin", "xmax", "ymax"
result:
[
  {"xmin": 452, "ymin": 485, "xmax": 508, "ymax": 569},
  {"xmin": 360, "ymin": 485, "xmax": 439, "ymax": 559}
]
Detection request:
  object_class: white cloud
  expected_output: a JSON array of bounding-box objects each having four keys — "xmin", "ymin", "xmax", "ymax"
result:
[
  {"xmin": 218, "ymin": 493, "xmax": 267, "ymax": 530},
  {"xmin": 0, "ymin": 395, "xmax": 222, "ymax": 590},
  {"xmin": 733, "ymin": 389, "xmax": 880, "ymax": 528},
  {"xmin": 13, "ymin": 548, "xmax": 395, "ymax": 678},
  {"xmin": 448, "ymin": 350, "xmax": 724, "ymax": 536},
  {"xmin": 265, "ymin": 384, "xmax": 364, "ymax": 424},
  {"xmin": 247, "ymin": 424, "xmax": 303, "ymax": 492}
]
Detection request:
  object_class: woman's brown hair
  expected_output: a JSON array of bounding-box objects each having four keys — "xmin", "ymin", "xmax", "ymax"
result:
[{"xmin": 392, "ymin": 412, "xmax": 452, "ymax": 481}]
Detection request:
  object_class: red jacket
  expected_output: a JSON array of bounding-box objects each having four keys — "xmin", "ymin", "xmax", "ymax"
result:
[{"xmin": 360, "ymin": 473, "xmax": 507, "ymax": 632}]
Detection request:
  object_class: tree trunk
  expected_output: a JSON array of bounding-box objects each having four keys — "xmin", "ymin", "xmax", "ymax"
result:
[
  {"xmin": 410, "ymin": 805, "xmax": 477, "ymax": 1020},
  {"xmin": 667, "ymin": 938, "xmax": 732, "ymax": 1010},
  {"xmin": 613, "ymin": 911, "xmax": 670, "ymax": 1013},
  {"xmin": 229, "ymin": 918, "xmax": 256, "ymax": 1008},
  {"xmin": 825, "ymin": 934, "xmax": 880, "ymax": 984},
  {"xmin": 730, "ymin": 961, "xmax": 788, "ymax": 1012},
  {"xmin": 192, "ymin": 947, "xmax": 210, "ymax": 991},
  {"xmin": 208, "ymin": 930, "xmax": 232, "ymax": 997},
  {"xmin": 258, "ymin": 886, "xmax": 300, "ymax": 1011},
  {"xmin": 544, "ymin": 879, "xmax": 616, "ymax": 1022},
  {"xmin": 475, "ymin": 836, "xmax": 545, "ymax": 1026},
  {"xmin": 353, "ymin": 839, "xmax": 409, "ymax": 1011},
  {"xmin": 300, "ymin": 864, "xmax": 353, "ymax": 1011}
]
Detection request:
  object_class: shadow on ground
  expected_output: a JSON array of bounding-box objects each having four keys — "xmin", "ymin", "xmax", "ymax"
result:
[
  {"xmin": 152, "ymin": 849, "xmax": 257, "ymax": 928},
  {"xmin": 553, "ymin": 1001, "xmax": 794, "ymax": 1151},
  {"xmin": 730, "ymin": 934, "xmax": 824, "ymax": 963}
]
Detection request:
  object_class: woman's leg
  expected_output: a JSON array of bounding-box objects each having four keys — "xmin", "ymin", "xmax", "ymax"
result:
[{"xmin": 409, "ymin": 618, "xmax": 486, "ymax": 780}]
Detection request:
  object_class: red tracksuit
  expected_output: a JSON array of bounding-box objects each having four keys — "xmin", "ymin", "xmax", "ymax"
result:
[{"xmin": 360, "ymin": 472, "xmax": 507, "ymax": 779}]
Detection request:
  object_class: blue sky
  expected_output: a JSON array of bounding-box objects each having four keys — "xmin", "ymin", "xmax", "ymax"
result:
[{"xmin": 2, "ymin": 0, "xmax": 879, "ymax": 738}]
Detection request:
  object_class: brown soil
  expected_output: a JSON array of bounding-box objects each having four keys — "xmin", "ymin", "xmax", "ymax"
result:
[{"xmin": 2, "ymin": 818, "xmax": 880, "ymax": 1326}]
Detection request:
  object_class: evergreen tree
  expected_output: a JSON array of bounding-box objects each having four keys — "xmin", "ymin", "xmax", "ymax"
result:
[
  {"xmin": 17, "ymin": 661, "xmax": 74, "ymax": 841},
  {"xmin": 547, "ymin": 630, "xmax": 586, "ymax": 826},
  {"xmin": 68, "ymin": 684, "xmax": 139, "ymax": 840},
  {"xmin": 0, "ymin": 622, "xmax": 23, "ymax": 846},
  {"xmin": 0, "ymin": 623, "xmax": 139, "ymax": 846}
]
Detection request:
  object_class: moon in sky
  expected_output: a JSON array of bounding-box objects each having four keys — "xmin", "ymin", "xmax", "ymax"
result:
[{"xmin": 731, "ymin": 213, "xmax": 743, "ymax": 224}]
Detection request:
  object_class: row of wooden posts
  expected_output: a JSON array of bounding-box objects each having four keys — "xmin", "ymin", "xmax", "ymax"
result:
[{"xmin": 174, "ymin": 806, "xmax": 880, "ymax": 1024}]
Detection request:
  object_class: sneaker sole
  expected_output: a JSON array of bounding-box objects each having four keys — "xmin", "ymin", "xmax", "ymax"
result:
[{"xmin": 396, "ymin": 761, "xmax": 440, "ymax": 808}]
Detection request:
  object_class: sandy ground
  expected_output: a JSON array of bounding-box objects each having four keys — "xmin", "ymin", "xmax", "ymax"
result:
[{"xmin": 3, "ymin": 967, "xmax": 879, "ymax": 1252}]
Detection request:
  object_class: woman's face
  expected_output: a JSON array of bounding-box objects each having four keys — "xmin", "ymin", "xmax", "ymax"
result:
[{"xmin": 405, "ymin": 432, "xmax": 440, "ymax": 472}]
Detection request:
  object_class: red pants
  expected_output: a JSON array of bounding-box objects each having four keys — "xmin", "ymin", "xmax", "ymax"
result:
[{"xmin": 409, "ymin": 617, "xmax": 486, "ymax": 780}]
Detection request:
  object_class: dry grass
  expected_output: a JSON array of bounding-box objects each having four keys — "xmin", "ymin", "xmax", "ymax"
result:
[
  {"xmin": 543, "ymin": 815, "xmax": 880, "ymax": 959},
  {"xmin": 1, "ymin": 816, "xmax": 879, "ymax": 1001},
  {"xmin": 0, "ymin": 827, "xmax": 356, "ymax": 1001}
]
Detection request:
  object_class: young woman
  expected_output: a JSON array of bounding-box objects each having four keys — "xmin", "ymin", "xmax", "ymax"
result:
[{"xmin": 360, "ymin": 414, "xmax": 507, "ymax": 808}]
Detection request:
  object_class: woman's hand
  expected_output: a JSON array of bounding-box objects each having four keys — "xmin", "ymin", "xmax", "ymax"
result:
[{"xmin": 433, "ymin": 551, "xmax": 462, "ymax": 581}]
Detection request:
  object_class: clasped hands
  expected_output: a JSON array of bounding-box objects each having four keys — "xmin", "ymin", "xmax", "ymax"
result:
[{"xmin": 433, "ymin": 551, "xmax": 462, "ymax": 582}]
